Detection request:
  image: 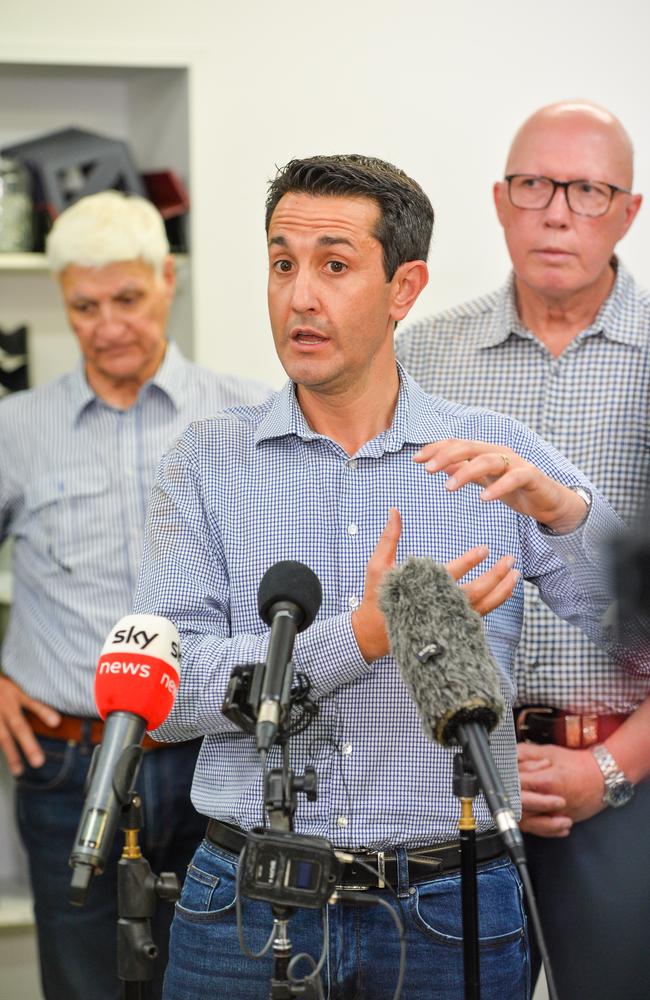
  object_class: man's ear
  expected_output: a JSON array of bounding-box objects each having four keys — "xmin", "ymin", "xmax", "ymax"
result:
[
  {"xmin": 493, "ymin": 180, "xmax": 507, "ymax": 227},
  {"xmin": 390, "ymin": 260, "xmax": 429, "ymax": 323},
  {"xmin": 162, "ymin": 254, "xmax": 176, "ymax": 300},
  {"xmin": 620, "ymin": 192, "xmax": 643, "ymax": 239}
]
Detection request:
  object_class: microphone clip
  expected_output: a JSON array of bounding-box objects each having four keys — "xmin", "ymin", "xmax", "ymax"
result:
[{"xmin": 222, "ymin": 662, "xmax": 318, "ymax": 742}]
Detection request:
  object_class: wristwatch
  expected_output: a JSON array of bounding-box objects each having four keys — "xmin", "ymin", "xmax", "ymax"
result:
[
  {"xmin": 567, "ymin": 484, "xmax": 592, "ymax": 520},
  {"xmin": 591, "ymin": 744, "xmax": 635, "ymax": 808}
]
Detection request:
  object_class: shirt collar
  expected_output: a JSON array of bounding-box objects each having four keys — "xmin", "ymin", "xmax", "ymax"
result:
[
  {"xmin": 254, "ymin": 363, "xmax": 454, "ymax": 454},
  {"xmin": 472, "ymin": 275, "xmax": 525, "ymax": 348},
  {"xmin": 71, "ymin": 340, "xmax": 183, "ymax": 424},
  {"xmin": 476, "ymin": 260, "xmax": 643, "ymax": 349}
]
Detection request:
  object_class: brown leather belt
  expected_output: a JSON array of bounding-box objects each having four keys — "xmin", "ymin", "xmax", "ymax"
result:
[
  {"xmin": 205, "ymin": 819, "xmax": 506, "ymax": 889},
  {"xmin": 514, "ymin": 705, "xmax": 630, "ymax": 748},
  {"xmin": 24, "ymin": 709, "xmax": 169, "ymax": 751}
]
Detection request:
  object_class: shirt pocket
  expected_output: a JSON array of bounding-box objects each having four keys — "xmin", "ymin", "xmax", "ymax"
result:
[{"xmin": 20, "ymin": 469, "xmax": 111, "ymax": 574}]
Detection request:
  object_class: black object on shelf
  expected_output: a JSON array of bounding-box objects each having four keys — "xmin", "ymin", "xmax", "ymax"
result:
[
  {"xmin": 0, "ymin": 325, "xmax": 28, "ymax": 395},
  {"xmin": 2, "ymin": 127, "xmax": 146, "ymax": 249}
]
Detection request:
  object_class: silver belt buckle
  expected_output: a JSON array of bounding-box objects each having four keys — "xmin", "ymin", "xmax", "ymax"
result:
[
  {"xmin": 376, "ymin": 850, "xmax": 386, "ymax": 889},
  {"xmin": 334, "ymin": 849, "xmax": 385, "ymax": 891}
]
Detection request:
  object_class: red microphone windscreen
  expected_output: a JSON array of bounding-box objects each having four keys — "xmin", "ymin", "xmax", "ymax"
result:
[{"xmin": 94, "ymin": 615, "xmax": 180, "ymax": 730}]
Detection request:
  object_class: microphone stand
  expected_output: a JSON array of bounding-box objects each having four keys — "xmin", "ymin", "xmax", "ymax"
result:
[
  {"xmin": 264, "ymin": 741, "xmax": 320, "ymax": 999},
  {"xmin": 453, "ymin": 752, "xmax": 481, "ymax": 1000},
  {"xmin": 117, "ymin": 791, "xmax": 180, "ymax": 999}
]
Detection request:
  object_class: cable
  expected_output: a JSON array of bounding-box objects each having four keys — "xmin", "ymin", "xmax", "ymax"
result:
[
  {"xmin": 286, "ymin": 909, "xmax": 329, "ymax": 998},
  {"xmin": 235, "ymin": 862, "xmax": 276, "ymax": 960},
  {"xmin": 517, "ymin": 860, "xmax": 560, "ymax": 1000}
]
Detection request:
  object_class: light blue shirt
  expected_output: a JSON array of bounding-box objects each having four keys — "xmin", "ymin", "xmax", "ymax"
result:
[
  {"xmin": 133, "ymin": 366, "xmax": 631, "ymax": 848},
  {"xmin": 0, "ymin": 341, "xmax": 270, "ymax": 715}
]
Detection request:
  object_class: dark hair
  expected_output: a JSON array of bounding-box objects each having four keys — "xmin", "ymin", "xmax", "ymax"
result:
[{"xmin": 265, "ymin": 154, "xmax": 434, "ymax": 280}]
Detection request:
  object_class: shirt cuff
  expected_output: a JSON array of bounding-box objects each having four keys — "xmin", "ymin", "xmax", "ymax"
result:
[{"xmin": 294, "ymin": 611, "xmax": 375, "ymax": 698}]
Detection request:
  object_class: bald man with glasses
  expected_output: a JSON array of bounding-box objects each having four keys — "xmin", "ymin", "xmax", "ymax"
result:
[{"xmin": 397, "ymin": 101, "xmax": 650, "ymax": 1000}]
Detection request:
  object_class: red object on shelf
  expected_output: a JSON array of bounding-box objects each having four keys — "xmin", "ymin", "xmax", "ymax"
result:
[{"xmin": 141, "ymin": 170, "xmax": 189, "ymax": 219}]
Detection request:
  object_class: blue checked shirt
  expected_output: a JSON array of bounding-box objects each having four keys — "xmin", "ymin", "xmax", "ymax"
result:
[
  {"xmin": 0, "ymin": 342, "xmax": 270, "ymax": 716},
  {"xmin": 133, "ymin": 366, "xmax": 632, "ymax": 848},
  {"xmin": 397, "ymin": 262, "xmax": 650, "ymax": 716}
]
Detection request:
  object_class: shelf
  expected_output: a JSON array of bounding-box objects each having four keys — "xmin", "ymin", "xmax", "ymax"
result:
[
  {"xmin": 0, "ymin": 890, "xmax": 34, "ymax": 930},
  {"xmin": 0, "ymin": 253, "xmax": 48, "ymax": 270},
  {"xmin": 0, "ymin": 252, "xmax": 189, "ymax": 272},
  {"xmin": 0, "ymin": 571, "xmax": 12, "ymax": 605}
]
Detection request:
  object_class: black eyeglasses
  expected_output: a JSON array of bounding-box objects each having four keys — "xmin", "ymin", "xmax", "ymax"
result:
[{"xmin": 505, "ymin": 174, "xmax": 631, "ymax": 218}]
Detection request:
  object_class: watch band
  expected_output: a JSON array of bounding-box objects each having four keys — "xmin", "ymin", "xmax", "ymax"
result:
[{"xmin": 591, "ymin": 744, "xmax": 635, "ymax": 808}]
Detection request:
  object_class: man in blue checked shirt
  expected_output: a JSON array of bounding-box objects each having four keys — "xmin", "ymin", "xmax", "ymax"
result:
[
  {"xmin": 397, "ymin": 101, "xmax": 650, "ymax": 1000},
  {"xmin": 133, "ymin": 155, "xmax": 642, "ymax": 1000},
  {"xmin": 0, "ymin": 191, "xmax": 270, "ymax": 1000}
]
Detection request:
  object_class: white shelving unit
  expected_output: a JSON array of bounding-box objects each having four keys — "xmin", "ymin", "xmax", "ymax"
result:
[
  {"xmin": 0, "ymin": 58, "xmax": 194, "ymax": 944},
  {"xmin": 0, "ymin": 61, "xmax": 194, "ymax": 381}
]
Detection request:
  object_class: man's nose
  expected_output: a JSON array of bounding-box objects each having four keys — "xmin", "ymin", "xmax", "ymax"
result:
[
  {"xmin": 96, "ymin": 302, "xmax": 126, "ymax": 329},
  {"xmin": 543, "ymin": 183, "xmax": 572, "ymax": 226},
  {"xmin": 290, "ymin": 269, "xmax": 319, "ymax": 313}
]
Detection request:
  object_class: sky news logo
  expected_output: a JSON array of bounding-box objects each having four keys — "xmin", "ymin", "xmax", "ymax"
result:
[{"xmin": 98, "ymin": 659, "xmax": 178, "ymax": 695}]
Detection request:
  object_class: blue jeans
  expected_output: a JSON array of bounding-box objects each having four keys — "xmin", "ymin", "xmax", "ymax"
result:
[
  {"xmin": 15, "ymin": 732, "xmax": 206, "ymax": 1000},
  {"xmin": 163, "ymin": 839, "xmax": 530, "ymax": 1000}
]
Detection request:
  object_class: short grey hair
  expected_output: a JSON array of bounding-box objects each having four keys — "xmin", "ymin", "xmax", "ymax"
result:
[{"xmin": 46, "ymin": 190, "xmax": 169, "ymax": 275}]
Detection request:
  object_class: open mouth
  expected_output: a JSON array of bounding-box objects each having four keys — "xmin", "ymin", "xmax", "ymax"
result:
[{"xmin": 291, "ymin": 328, "xmax": 328, "ymax": 346}]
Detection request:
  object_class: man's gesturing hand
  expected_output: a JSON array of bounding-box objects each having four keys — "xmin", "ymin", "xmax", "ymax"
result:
[
  {"xmin": 351, "ymin": 509, "xmax": 520, "ymax": 663},
  {"xmin": 352, "ymin": 508, "xmax": 402, "ymax": 663},
  {"xmin": 414, "ymin": 439, "xmax": 589, "ymax": 534}
]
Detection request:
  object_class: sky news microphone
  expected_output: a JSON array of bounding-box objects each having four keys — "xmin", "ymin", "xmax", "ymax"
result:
[
  {"xmin": 68, "ymin": 614, "xmax": 180, "ymax": 905},
  {"xmin": 255, "ymin": 560, "xmax": 322, "ymax": 752},
  {"xmin": 379, "ymin": 557, "xmax": 526, "ymax": 866}
]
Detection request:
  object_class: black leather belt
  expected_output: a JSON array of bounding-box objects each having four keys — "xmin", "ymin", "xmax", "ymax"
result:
[{"xmin": 205, "ymin": 819, "xmax": 506, "ymax": 889}]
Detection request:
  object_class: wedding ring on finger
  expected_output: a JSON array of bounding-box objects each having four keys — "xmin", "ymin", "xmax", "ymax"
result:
[{"xmin": 499, "ymin": 453, "xmax": 510, "ymax": 471}]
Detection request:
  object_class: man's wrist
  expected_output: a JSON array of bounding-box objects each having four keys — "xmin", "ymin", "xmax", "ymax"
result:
[
  {"xmin": 539, "ymin": 485, "xmax": 592, "ymax": 536},
  {"xmin": 351, "ymin": 607, "xmax": 388, "ymax": 663}
]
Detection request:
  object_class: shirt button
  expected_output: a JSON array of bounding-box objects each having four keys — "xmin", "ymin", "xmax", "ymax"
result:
[
  {"xmin": 347, "ymin": 523, "xmax": 358, "ymax": 536},
  {"xmin": 346, "ymin": 459, "xmax": 357, "ymax": 471},
  {"xmin": 341, "ymin": 742, "xmax": 353, "ymax": 756},
  {"xmin": 337, "ymin": 816, "xmax": 348, "ymax": 828},
  {"xmin": 348, "ymin": 595, "xmax": 360, "ymax": 610}
]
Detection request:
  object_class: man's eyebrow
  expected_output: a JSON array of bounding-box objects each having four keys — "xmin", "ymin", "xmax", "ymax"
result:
[
  {"xmin": 317, "ymin": 235, "xmax": 355, "ymax": 249},
  {"xmin": 69, "ymin": 284, "xmax": 143, "ymax": 305},
  {"xmin": 268, "ymin": 234, "xmax": 356, "ymax": 249}
]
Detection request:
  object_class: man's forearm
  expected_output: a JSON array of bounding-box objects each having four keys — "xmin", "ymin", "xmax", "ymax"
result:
[{"xmin": 604, "ymin": 694, "xmax": 650, "ymax": 785}]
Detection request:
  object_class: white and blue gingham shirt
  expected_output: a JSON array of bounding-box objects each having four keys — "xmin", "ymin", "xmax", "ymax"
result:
[
  {"xmin": 134, "ymin": 366, "xmax": 631, "ymax": 848},
  {"xmin": 397, "ymin": 262, "xmax": 650, "ymax": 715},
  {"xmin": 0, "ymin": 342, "xmax": 270, "ymax": 716}
]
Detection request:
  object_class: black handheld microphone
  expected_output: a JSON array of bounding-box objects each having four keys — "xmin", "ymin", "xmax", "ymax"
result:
[
  {"xmin": 255, "ymin": 560, "xmax": 322, "ymax": 752},
  {"xmin": 379, "ymin": 557, "xmax": 526, "ymax": 866}
]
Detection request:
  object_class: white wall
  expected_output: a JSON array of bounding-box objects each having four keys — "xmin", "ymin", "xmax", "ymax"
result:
[{"xmin": 2, "ymin": 0, "xmax": 649, "ymax": 389}]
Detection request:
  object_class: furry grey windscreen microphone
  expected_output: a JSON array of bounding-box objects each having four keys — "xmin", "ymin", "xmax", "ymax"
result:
[
  {"xmin": 379, "ymin": 556, "xmax": 527, "ymax": 867},
  {"xmin": 378, "ymin": 556, "xmax": 506, "ymax": 746}
]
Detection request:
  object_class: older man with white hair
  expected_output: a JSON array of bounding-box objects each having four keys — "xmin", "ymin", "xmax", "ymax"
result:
[
  {"xmin": 398, "ymin": 101, "xmax": 650, "ymax": 1000},
  {"xmin": 0, "ymin": 190, "xmax": 270, "ymax": 1000}
]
